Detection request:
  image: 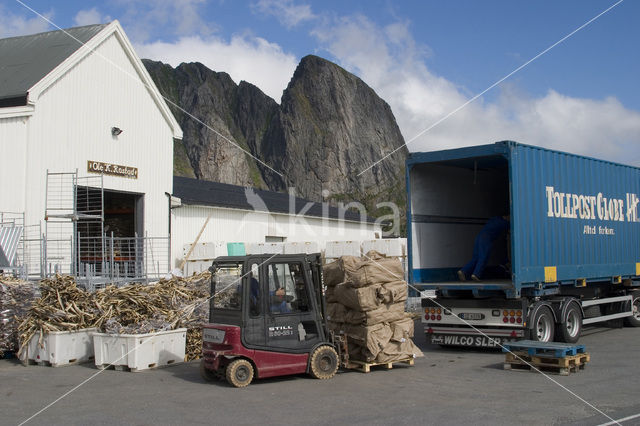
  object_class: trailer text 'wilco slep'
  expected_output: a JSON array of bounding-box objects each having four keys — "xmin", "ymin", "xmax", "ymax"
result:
[{"xmin": 406, "ymin": 141, "xmax": 640, "ymax": 347}]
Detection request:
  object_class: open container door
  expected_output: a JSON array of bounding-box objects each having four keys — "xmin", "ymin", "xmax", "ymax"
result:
[{"xmin": 407, "ymin": 144, "xmax": 512, "ymax": 297}]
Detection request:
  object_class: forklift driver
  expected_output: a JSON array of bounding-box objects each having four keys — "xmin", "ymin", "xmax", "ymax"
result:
[
  {"xmin": 268, "ymin": 263, "xmax": 293, "ymax": 314},
  {"xmin": 270, "ymin": 287, "xmax": 291, "ymax": 313}
]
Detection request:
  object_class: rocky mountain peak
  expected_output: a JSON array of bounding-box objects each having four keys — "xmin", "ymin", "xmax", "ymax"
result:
[
  {"xmin": 266, "ymin": 54, "xmax": 407, "ymax": 205},
  {"xmin": 144, "ymin": 55, "xmax": 407, "ymax": 220}
]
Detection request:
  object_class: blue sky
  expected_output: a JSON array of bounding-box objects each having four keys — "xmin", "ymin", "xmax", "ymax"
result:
[{"xmin": 1, "ymin": 0, "xmax": 639, "ymax": 164}]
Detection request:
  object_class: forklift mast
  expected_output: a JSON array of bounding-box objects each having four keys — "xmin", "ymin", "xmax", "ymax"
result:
[{"xmin": 308, "ymin": 253, "xmax": 331, "ymax": 339}]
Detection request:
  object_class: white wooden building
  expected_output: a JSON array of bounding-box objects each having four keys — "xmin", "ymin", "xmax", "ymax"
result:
[
  {"xmin": 0, "ymin": 21, "xmax": 182, "ymax": 278},
  {"xmin": 171, "ymin": 177, "xmax": 382, "ymax": 270}
]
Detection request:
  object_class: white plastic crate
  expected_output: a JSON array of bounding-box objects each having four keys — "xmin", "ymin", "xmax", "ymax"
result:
[
  {"xmin": 184, "ymin": 260, "xmax": 212, "ymax": 276},
  {"xmin": 263, "ymin": 242, "xmax": 285, "ymax": 254},
  {"xmin": 21, "ymin": 328, "xmax": 97, "ymax": 367},
  {"xmin": 246, "ymin": 243, "xmax": 263, "ymax": 254},
  {"xmin": 247, "ymin": 242, "xmax": 285, "ymax": 254},
  {"xmin": 284, "ymin": 241, "xmax": 319, "ymax": 254},
  {"xmin": 324, "ymin": 241, "xmax": 361, "ymax": 259},
  {"xmin": 182, "ymin": 242, "xmax": 226, "ymax": 261},
  {"xmin": 92, "ymin": 328, "xmax": 186, "ymax": 372},
  {"xmin": 361, "ymin": 238, "xmax": 406, "ymax": 258}
]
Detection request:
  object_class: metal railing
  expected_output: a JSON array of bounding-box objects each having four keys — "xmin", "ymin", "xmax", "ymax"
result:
[
  {"xmin": 0, "ymin": 210, "xmax": 170, "ymax": 287},
  {"xmin": 22, "ymin": 224, "xmax": 44, "ymax": 279},
  {"xmin": 77, "ymin": 233, "xmax": 169, "ymax": 289},
  {"xmin": 0, "ymin": 213, "xmax": 29, "ymax": 279}
]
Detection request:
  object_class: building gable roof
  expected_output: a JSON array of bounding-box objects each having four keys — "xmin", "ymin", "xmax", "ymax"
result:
[
  {"xmin": 0, "ymin": 21, "xmax": 182, "ymax": 139},
  {"xmin": 173, "ymin": 176, "xmax": 377, "ymax": 224},
  {"xmin": 0, "ymin": 24, "xmax": 106, "ymax": 105}
]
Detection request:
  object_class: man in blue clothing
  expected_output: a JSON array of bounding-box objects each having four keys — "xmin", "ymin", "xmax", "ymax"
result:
[
  {"xmin": 247, "ymin": 273, "xmax": 290, "ymax": 314},
  {"xmin": 270, "ymin": 287, "xmax": 291, "ymax": 313},
  {"xmin": 458, "ymin": 215, "xmax": 510, "ymax": 282}
]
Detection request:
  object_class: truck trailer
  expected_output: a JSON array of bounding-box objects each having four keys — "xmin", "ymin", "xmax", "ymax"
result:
[{"xmin": 407, "ymin": 141, "xmax": 640, "ymax": 347}]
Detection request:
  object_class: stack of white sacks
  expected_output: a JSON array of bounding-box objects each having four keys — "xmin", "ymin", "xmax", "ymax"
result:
[{"xmin": 323, "ymin": 251, "xmax": 423, "ymax": 363}]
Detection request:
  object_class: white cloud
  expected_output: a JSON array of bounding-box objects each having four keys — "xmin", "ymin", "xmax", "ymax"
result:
[
  {"xmin": 135, "ymin": 34, "xmax": 298, "ymax": 102},
  {"xmin": 74, "ymin": 8, "xmax": 111, "ymax": 26},
  {"xmin": 252, "ymin": 0, "xmax": 316, "ymax": 28},
  {"xmin": 0, "ymin": 5, "xmax": 51, "ymax": 37},
  {"xmin": 504, "ymin": 91, "xmax": 640, "ymax": 163},
  {"xmin": 127, "ymin": 3, "xmax": 640, "ymax": 167},
  {"xmin": 116, "ymin": 0, "xmax": 214, "ymax": 41},
  {"xmin": 311, "ymin": 14, "xmax": 640, "ymax": 166}
]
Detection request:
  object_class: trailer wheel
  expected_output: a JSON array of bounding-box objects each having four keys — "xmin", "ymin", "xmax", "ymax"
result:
[
  {"xmin": 226, "ymin": 359, "xmax": 254, "ymax": 388},
  {"xmin": 531, "ymin": 306, "xmax": 555, "ymax": 342},
  {"xmin": 309, "ymin": 345, "xmax": 339, "ymax": 380},
  {"xmin": 556, "ymin": 303, "xmax": 582, "ymax": 343},
  {"xmin": 200, "ymin": 359, "xmax": 219, "ymax": 382},
  {"xmin": 624, "ymin": 294, "xmax": 640, "ymax": 327}
]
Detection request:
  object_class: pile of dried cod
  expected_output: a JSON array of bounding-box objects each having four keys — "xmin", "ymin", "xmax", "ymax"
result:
[
  {"xmin": 1, "ymin": 275, "xmax": 38, "ymax": 356},
  {"xmin": 12, "ymin": 272, "xmax": 212, "ymax": 361}
]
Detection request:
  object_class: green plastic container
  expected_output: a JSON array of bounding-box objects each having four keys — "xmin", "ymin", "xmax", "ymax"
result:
[{"xmin": 226, "ymin": 242, "xmax": 246, "ymax": 256}]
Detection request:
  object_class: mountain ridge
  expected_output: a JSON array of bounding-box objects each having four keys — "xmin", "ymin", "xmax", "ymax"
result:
[{"xmin": 143, "ymin": 55, "xmax": 408, "ymax": 228}]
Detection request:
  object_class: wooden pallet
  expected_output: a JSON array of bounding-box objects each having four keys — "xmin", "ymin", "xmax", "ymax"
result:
[
  {"xmin": 504, "ymin": 351, "xmax": 590, "ymax": 376},
  {"xmin": 26, "ymin": 356, "xmax": 94, "ymax": 367},
  {"xmin": 96, "ymin": 363, "xmax": 151, "ymax": 372},
  {"xmin": 347, "ymin": 357, "xmax": 415, "ymax": 373},
  {"xmin": 502, "ymin": 340, "xmax": 586, "ymax": 357},
  {"xmin": 96, "ymin": 360, "xmax": 179, "ymax": 372}
]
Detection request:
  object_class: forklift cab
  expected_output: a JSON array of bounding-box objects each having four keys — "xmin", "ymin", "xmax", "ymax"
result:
[{"xmin": 201, "ymin": 253, "xmax": 339, "ymax": 387}]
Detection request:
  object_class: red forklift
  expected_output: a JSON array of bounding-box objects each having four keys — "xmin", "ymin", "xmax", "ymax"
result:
[{"xmin": 200, "ymin": 253, "xmax": 341, "ymax": 387}]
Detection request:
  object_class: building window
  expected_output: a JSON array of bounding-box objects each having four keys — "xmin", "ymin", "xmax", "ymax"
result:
[{"xmin": 212, "ymin": 263, "xmax": 243, "ymax": 310}]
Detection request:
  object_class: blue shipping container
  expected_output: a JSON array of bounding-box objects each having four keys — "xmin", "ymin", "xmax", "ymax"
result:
[{"xmin": 407, "ymin": 141, "xmax": 640, "ymax": 298}]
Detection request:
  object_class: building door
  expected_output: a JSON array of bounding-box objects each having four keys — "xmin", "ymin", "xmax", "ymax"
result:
[
  {"xmin": 102, "ymin": 190, "xmax": 143, "ymax": 278},
  {"xmin": 263, "ymin": 258, "xmax": 322, "ymax": 352},
  {"xmin": 102, "ymin": 190, "xmax": 140, "ymax": 238},
  {"xmin": 76, "ymin": 188, "xmax": 143, "ymax": 277}
]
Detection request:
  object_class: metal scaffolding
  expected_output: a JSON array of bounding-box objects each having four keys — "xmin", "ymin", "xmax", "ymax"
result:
[{"xmin": 44, "ymin": 170, "xmax": 104, "ymax": 276}]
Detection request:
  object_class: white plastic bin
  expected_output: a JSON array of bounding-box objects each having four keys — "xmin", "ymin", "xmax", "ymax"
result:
[
  {"xmin": 325, "ymin": 241, "xmax": 361, "ymax": 259},
  {"xmin": 284, "ymin": 241, "xmax": 319, "ymax": 254},
  {"xmin": 22, "ymin": 328, "xmax": 97, "ymax": 367},
  {"xmin": 263, "ymin": 242, "xmax": 285, "ymax": 254},
  {"xmin": 92, "ymin": 328, "xmax": 186, "ymax": 372},
  {"xmin": 246, "ymin": 243, "xmax": 264, "ymax": 254},
  {"xmin": 183, "ymin": 242, "xmax": 226, "ymax": 261},
  {"xmin": 184, "ymin": 260, "xmax": 211, "ymax": 276},
  {"xmin": 361, "ymin": 238, "xmax": 406, "ymax": 257},
  {"xmin": 246, "ymin": 242, "xmax": 285, "ymax": 254}
]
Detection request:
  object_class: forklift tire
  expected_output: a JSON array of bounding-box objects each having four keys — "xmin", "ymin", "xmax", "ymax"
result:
[
  {"xmin": 624, "ymin": 293, "xmax": 640, "ymax": 327},
  {"xmin": 309, "ymin": 345, "xmax": 339, "ymax": 380},
  {"xmin": 226, "ymin": 359, "xmax": 254, "ymax": 388},
  {"xmin": 200, "ymin": 359, "xmax": 219, "ymax": 382}
]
